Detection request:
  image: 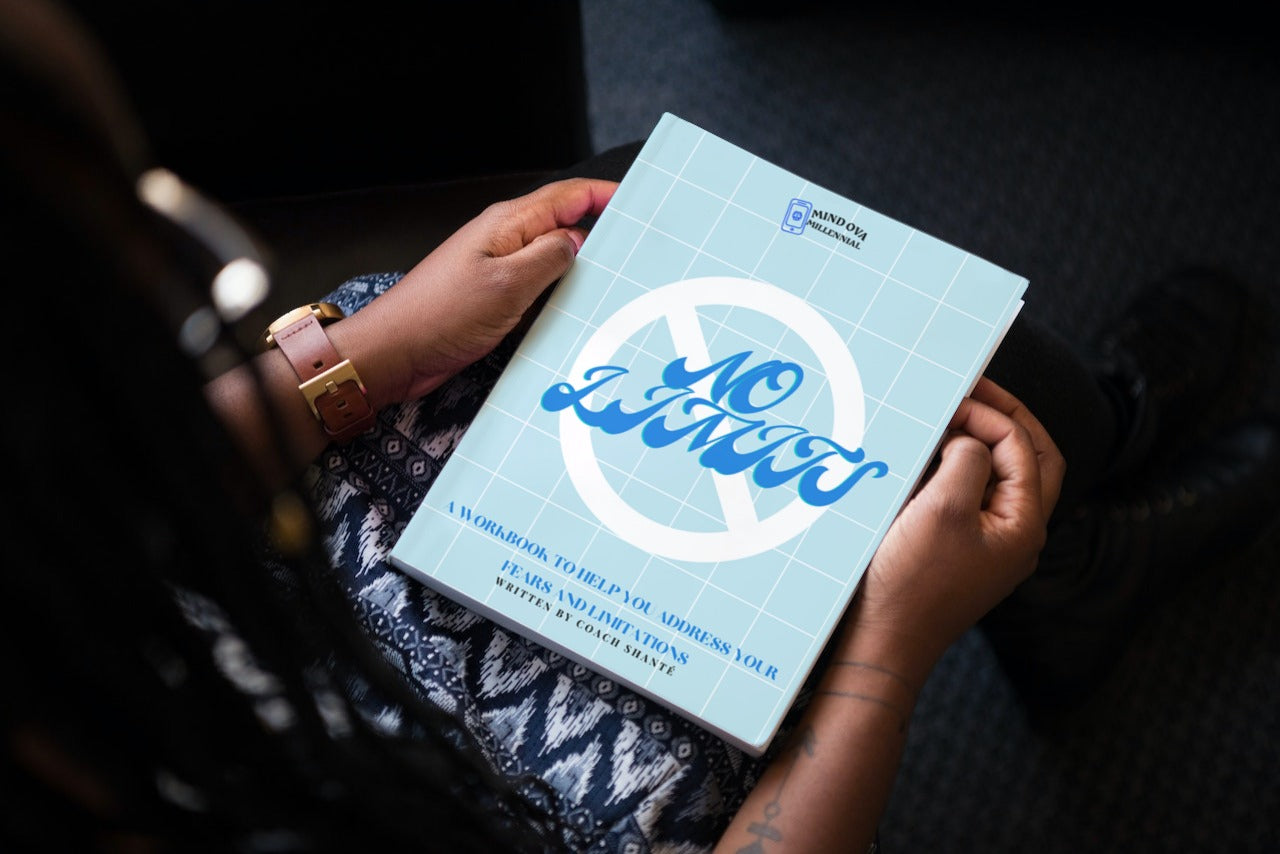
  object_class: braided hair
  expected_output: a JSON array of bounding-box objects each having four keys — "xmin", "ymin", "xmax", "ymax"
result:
[{"xmin": 0, "ymin": 2, "xmax": 568, "ymax": 850}]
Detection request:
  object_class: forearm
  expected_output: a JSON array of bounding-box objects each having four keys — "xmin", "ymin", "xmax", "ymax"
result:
[{"xmin": 715, "ymin": 620, "xmax": 941, "ymax": 854}]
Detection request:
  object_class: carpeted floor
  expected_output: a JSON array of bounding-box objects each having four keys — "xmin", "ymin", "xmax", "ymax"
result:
[{"xmin": 579, "ymin": 3, "xmax": 1280, "ymax": 851}]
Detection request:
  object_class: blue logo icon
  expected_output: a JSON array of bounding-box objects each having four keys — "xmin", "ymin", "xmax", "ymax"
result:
[{"xmin": 781, "ymin": 198, "xmax": 812, "ymax": 234}]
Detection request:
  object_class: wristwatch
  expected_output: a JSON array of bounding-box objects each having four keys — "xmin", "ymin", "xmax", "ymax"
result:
[{"xmin": 261, "ymin": 302, "xmax": 376, "ymax": 443}]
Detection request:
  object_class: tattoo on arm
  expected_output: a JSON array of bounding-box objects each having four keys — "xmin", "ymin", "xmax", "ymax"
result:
[
  {"xmin": 816, "ymin": 689, "xmax": 908, "ymax": 733},
  {"xmin": 736, "ymin": 725, "xmax": 815, "ymax": 854},
  {"xmin": 820, "ymin": 659, "xmax": 916, "ymax": 733},
  {"xmin": 734, "ymin": 661, "xmax": 912, "ymax": 852},
  {"xmin": 831, "ymin": 659, "xmax": 917, "ymax": 693}
]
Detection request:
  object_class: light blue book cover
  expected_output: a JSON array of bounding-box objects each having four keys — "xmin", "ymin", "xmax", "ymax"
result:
[{"xmin": 389, "ymin": 113, "xmax": 1027, "ymax": 756}]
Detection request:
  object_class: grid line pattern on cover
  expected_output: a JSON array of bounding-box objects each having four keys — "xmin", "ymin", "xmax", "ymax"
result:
[{"xmin": 389, "ymin": 113, "xmax": 1026, "ymax": 755}]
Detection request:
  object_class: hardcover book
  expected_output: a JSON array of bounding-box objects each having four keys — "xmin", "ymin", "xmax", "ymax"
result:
[{"xmin": 389, "ymin": 113, "xmax": 1027, "ymax": 756}]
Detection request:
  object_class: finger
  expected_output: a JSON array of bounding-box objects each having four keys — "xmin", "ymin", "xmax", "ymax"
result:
[
  {"xmin": 507, "ymin": 178, "xmax": 618, "ymax": 249},
  {"xmin": 922, "ymin": 416, "xmax": 994, "ymax": 517},
  {"xmin": 544, "ymin": 177, "xmax": 618, "ymax": 227},
  {"xmin": 969, "ymin": 378, "xmax": 1050, "ymax": 449},
  {"xmin": 969, "ymin": 377, "xmax": 1064, "ymax": 516},
  {"xmin": 950, "ymin": 396, "xmax": 1042, "ymax": 525}
]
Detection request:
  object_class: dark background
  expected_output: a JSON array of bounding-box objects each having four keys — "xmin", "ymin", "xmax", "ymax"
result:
[{"xmin": 69, "ymin": 1, "xmax": 1280, "ymax": 850}]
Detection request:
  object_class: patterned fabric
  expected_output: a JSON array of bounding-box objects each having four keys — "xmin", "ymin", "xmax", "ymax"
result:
[{"xmin": 297, "ymin": 272, "xmax": 790, "ymax": 852}]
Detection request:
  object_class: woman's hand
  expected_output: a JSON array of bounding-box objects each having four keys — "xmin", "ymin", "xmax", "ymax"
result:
[
  {"xmin": 716, "ymin": 378, "xmax": 1064, "ymax": 854},
  {"xmin": 207, "ymin": 177, "xmax": 616, "ymax": 487},
  {"xmin": 332, "ymin": 177, "xmax": 618, "ymax": 410},
  {"xmin": 842, "ymin": 376, "xmax": 1066, "ymax": 681}
]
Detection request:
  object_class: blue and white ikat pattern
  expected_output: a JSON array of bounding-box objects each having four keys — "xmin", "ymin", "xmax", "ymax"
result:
[{"xmin": 302, "ymin": 273, "xmax": 778, "ymax": 852}]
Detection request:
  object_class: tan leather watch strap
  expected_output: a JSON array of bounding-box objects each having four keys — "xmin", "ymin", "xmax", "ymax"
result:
[{"xmin": 263, "ymin": 303, "xmax": 376, "ymax": 444}]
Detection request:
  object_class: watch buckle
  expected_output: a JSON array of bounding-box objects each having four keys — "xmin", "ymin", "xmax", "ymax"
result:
[{"xmin": 298, "ymin": 359, "xmax": 367, "ymax": 420}]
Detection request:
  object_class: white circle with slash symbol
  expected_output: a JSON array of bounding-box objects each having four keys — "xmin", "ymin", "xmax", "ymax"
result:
[{"xmin": 557, "ymin": 276, "xmax": 865, "ymax": 562}]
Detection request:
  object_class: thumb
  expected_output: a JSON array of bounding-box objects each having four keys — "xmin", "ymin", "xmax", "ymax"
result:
[{"xmin": 504, "ymin": 227, "xmax": 583, "ymax": 298}]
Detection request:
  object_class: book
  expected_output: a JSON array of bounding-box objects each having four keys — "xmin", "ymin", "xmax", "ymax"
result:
[{"xmin": 388, "ymin": 112, "xmax": 1027, "ymax": 756}]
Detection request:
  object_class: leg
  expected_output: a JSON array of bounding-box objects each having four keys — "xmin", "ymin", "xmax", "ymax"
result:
[{"xmin": 980, "ymin": 268, "xmax": 1280, "ymax": 717}]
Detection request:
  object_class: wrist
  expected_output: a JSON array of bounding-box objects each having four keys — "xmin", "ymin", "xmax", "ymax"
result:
[
  {"xmin": 262, "ymin": 303, "xmax": 377, "ymax": 443},
  {"xmin": 815, "ymin": 656, "xmax": 918, "ymax": 734},
  {"xmin": 326, "ymin": 302, "xmax": 457, "ymax": 412},
  {"xmin": 834, "ymin": 597, "xmax": 950, "ymax": 692},
  {"xmin": 323, "ymin": 316, "xmax": 393, "ymax": 412}
]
